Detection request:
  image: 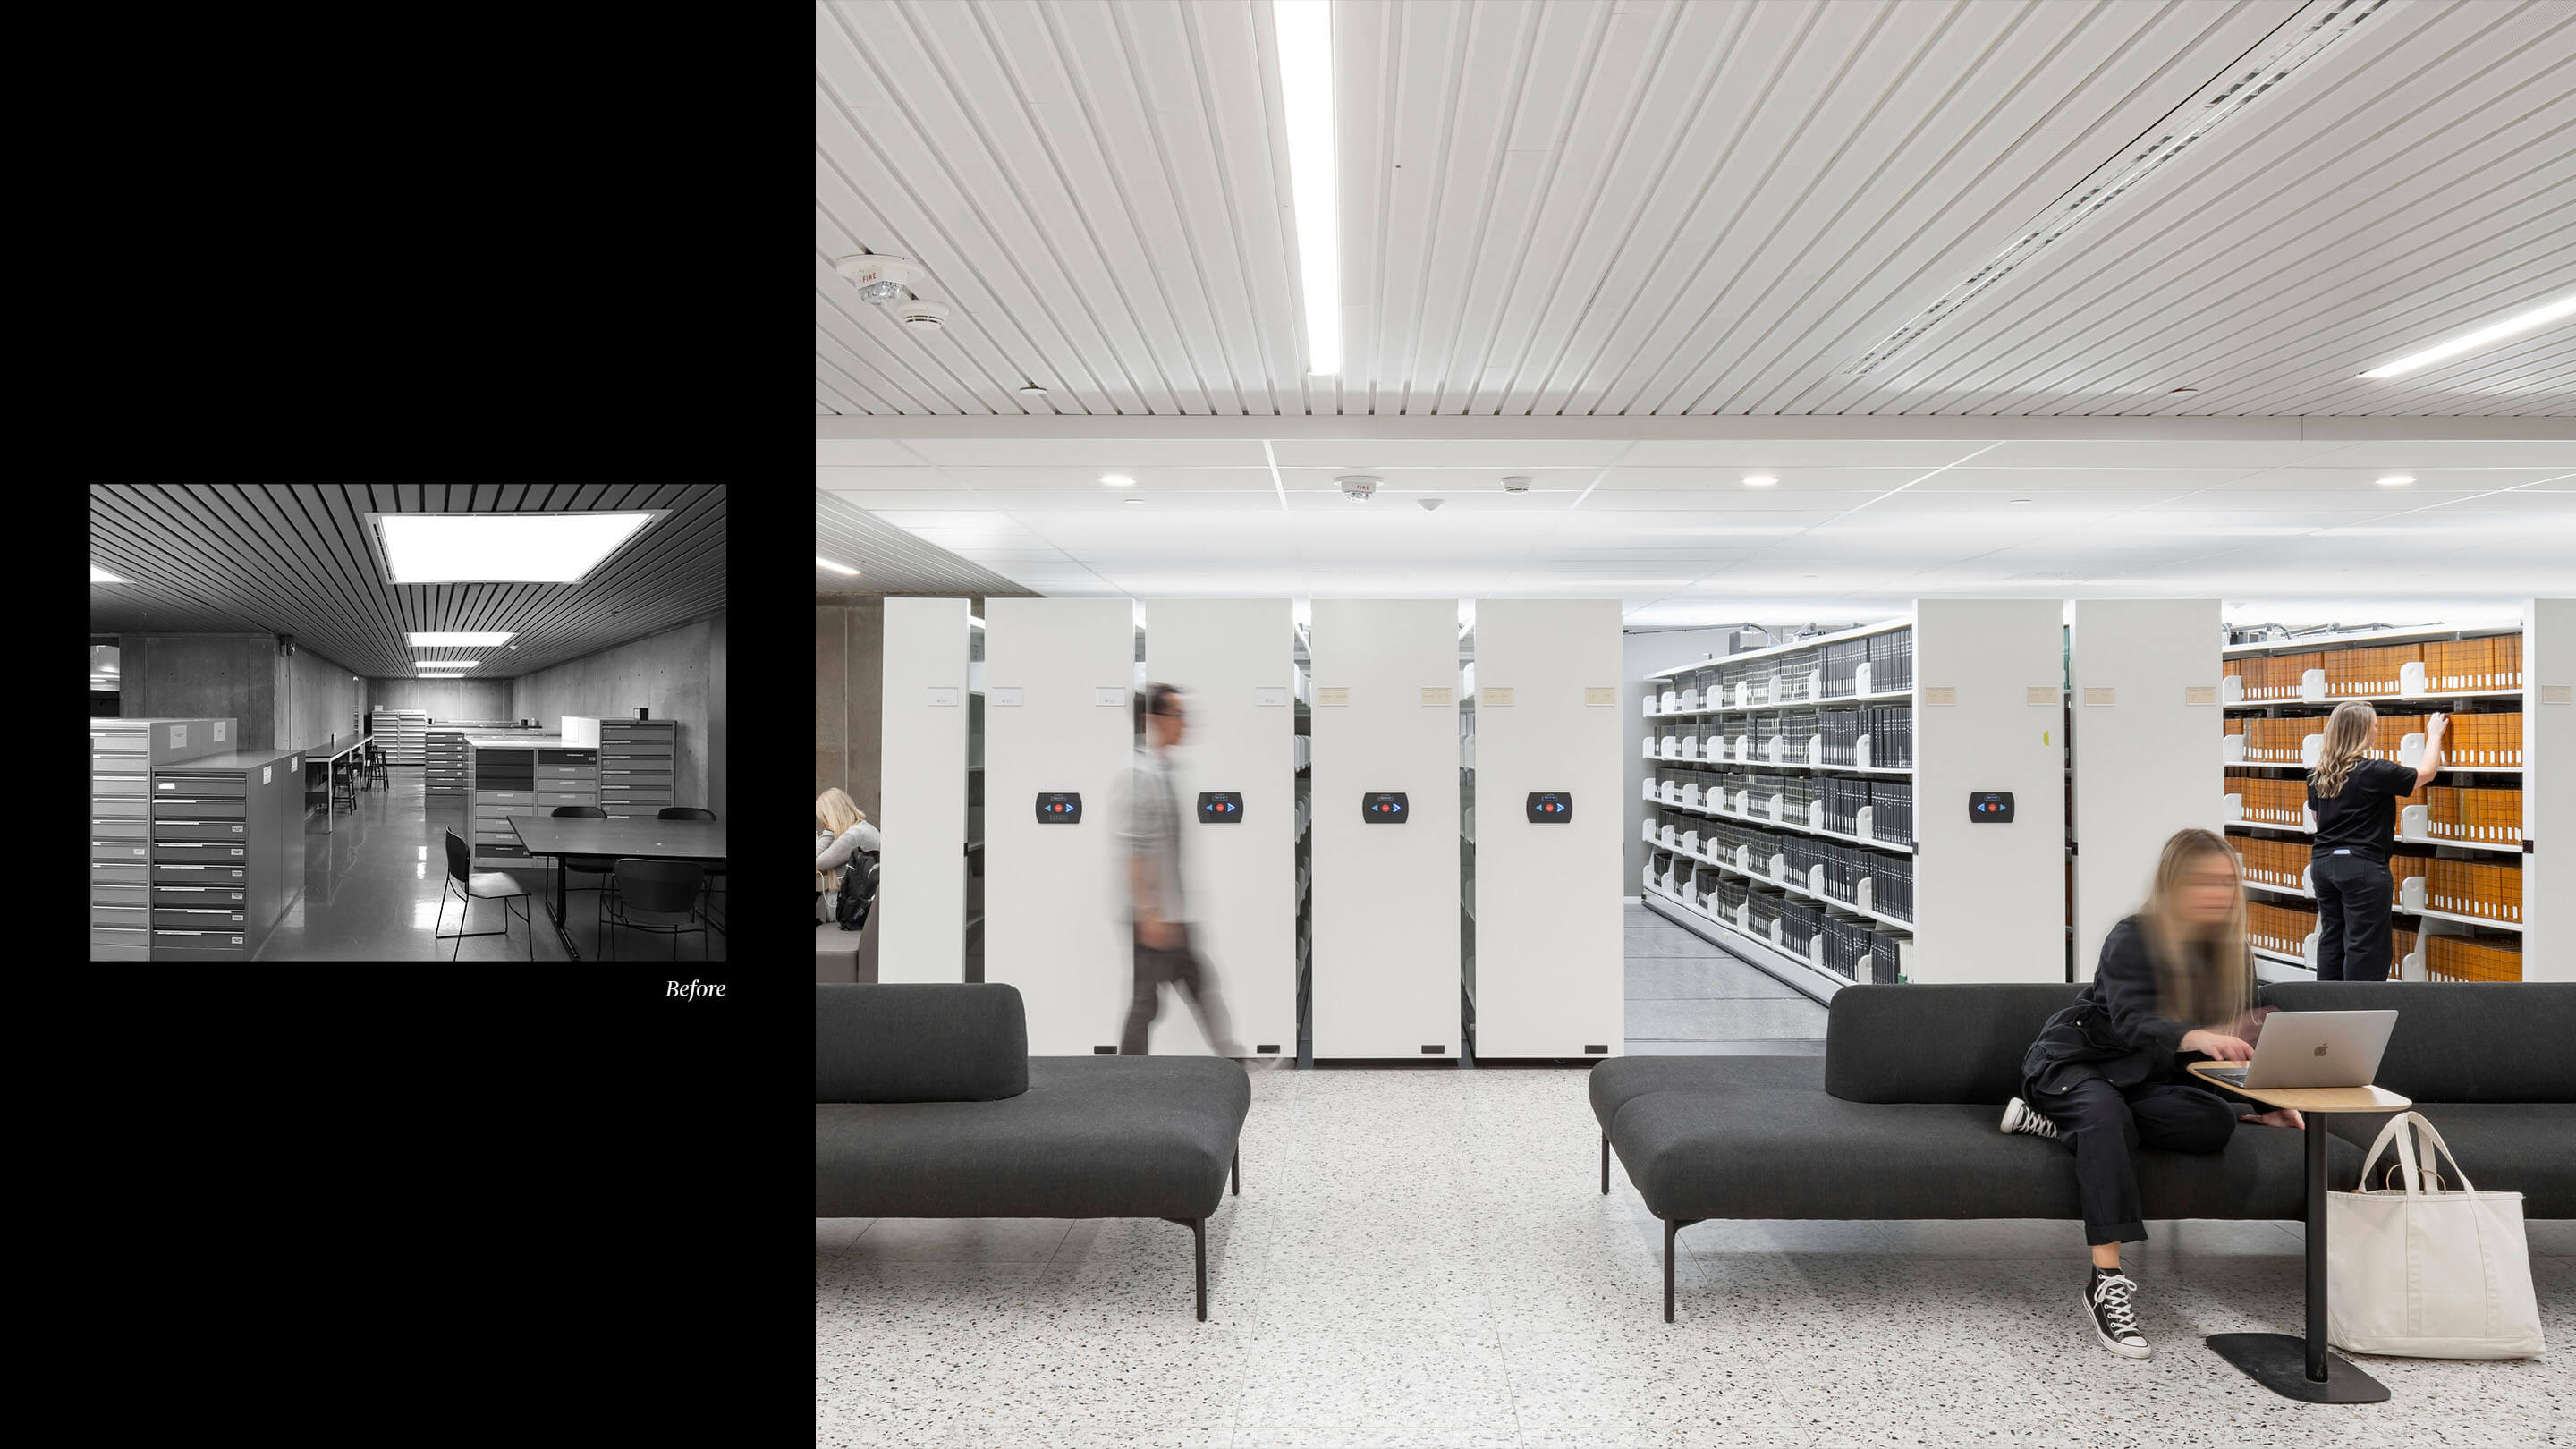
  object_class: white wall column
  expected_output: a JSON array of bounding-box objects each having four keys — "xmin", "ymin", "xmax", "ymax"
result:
[
  {"xmin": 876, "ymin": 597, "xmax": 969, "ymax": 982},
  {"xmin": 1911, "ymin": 598, "xmax": 2069, "ymax": 983},
  {"xmin": 2071, "ymin": 598, "xmax": 2223, "ymax": 976}
]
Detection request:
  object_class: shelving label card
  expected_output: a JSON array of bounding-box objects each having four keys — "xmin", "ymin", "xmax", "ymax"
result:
[
  {"xmin": 2183, "ymin": 686, "xmax": 2218, "ymax": 706},
  {"xmin": 2544, "ymin": 685, "xmax": 2572, "ymax": 706},
  {"xmin": 2082, "ymin": 687, "xmax": 2115, "ymax": 707},
  {"xmin": 2027, "ymin": 687, "xmax": 2058, "ymax": 707},
  {"xmin": 214, "ymin": 722, "xmax": 228, "ymax": 741},
  {"xmin": 926, "ymin": 687, "xmax": 961, "ymax": 707},
  {"xmin": 992, "ymin": 687, "xmax": 1024, "ymax": 707},
  {"xmin": 1585, "ymin": 686, "xmax": 1617, "ymax": 706},
  {"xmin": 1927, "ymin": 687, "xmax": 1957, "ymax": 707},
  {"xmin": 1096, "ymin": 687, "xmax": 1126, "ymax": 708},
  {"xmin": 1481, "ymin": 686, "xmax": 1513, "ymax": 707},
  {"xmin": 1420, "ymin": 686, "xmax": 1453, "ymax": 707},
  {"xmin": 170, "ymin": 724, "xmax": 187, "ymax": 747},
  {"xmin": 1317, "ymin": 686, "xmax": 1350, "ymax": 707},
  {"xmin": 1253, "ymin": 686, "xmax": 1289, "ymax": 707}
]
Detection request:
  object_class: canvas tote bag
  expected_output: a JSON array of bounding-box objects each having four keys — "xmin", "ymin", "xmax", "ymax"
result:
[{"xmin": 2327, "ymin": 1111, "xmax": 2545, "ymax": 1359}]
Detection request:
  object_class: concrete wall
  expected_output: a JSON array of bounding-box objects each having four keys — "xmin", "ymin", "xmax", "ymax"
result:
[
  {"xmin": 275, "ymin": 644, "xmax": 368, "ymax": 751},
  {"xmin": 365, "ymin": 678, "xmax": 515, "ymax": 722},
  {"xmin": 119, "ymin": 633, "xmax": 276, "ymax": 748},
  {"xmin": 816, "ymin": 597, "xmax": 886, "ymax": 817},
  {"xmin": 509, "ymin": 614, "xmax": 724, "ymax": 809}
]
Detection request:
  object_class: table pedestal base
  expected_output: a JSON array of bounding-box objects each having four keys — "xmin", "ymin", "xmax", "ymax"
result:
[{"xmin": 2206, "ymin": 1332, "xmax": 2388, "ymax": 1403}]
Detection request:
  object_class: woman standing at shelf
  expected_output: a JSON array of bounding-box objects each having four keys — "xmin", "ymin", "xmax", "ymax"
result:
[
  {"xmin": 2307, "ymin": 702, "xmax": 2445, "ymax": 981},
  {"xmin": 815, "ymin": 788, "xmax": 883, "ymax": 924},
  {"xmin": 2001, "ymin": 828, "xmax": 2302, "ymax": 1359}
]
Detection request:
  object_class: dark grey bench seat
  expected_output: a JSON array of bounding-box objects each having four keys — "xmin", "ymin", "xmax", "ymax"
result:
[
  {"xmin": 817, "ymin": 982, "xmax": 1250, "ymax": 1318},
  {"xmin": 1594, "ymin": 980, "xmax": 2575, "ymax": 1320}
]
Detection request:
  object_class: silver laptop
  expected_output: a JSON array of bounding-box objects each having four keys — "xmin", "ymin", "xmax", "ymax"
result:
[{"xmin": 2197, "ymin": 1010, "xmax": 2398, "ymax": 1090}]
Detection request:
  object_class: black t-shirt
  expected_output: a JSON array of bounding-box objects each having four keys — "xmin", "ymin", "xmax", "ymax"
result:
[{"xmin": 2308, "ymin": 758, "xmax": 2416, "ymax": 862}]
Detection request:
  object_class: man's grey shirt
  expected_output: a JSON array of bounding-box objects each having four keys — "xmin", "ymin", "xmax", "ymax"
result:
[{"xmin": 1119, "ymin": 744, "xmax": 1187, "ymax": 924}]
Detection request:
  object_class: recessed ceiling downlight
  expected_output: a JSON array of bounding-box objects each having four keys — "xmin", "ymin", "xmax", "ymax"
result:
[
  {"xmin": 1101, "ymin": 475, "xmax": 1136, "ymax": 487},
  {"xmin": 1743, "ymin": 475, "xmax": 1777, "ymax": 488},
  {"xmin": 2377, "ymin": 475, "xmax": 2415, "ymax": 487}
]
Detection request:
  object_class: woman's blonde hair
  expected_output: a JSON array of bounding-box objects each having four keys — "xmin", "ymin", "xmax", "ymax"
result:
[
  {"xmin": 817, "ymin": 787, "xmax": 867, "ymax": 835},
  {"xmin": 2310, "ymin": 700, "xmax": 2377, "ymax": 799},
  {"xmin": 2136, "ymin": 827, "xmax": 2255, "ymax": 1031}
]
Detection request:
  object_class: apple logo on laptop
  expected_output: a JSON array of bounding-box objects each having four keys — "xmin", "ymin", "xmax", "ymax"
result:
[{"xmin": 2314, "ymin": 1044, "xmax": 2329, "ymax": 1056}]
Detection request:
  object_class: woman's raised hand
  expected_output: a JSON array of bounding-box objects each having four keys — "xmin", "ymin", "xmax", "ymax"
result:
[{"xmin": 2181, "ymin": 1028, "xmax": 2254, "ymax": 1062}]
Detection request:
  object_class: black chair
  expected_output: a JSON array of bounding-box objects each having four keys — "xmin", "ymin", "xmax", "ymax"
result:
[
  {"xmin": 331, "ymin": 756, "xmax": 359, "ymax": 813},
  {"xmin": 366, "ymin": 743, "xmax": 390, "ymax": 789},
  {"xmin": 658, "ymin": 807, "xmax": 724, "ymax": 930},
  {"xmin": 434, "ymin": 829, "xmax": 532, "ymax": 960},
  {"xmin": 601, "ymin": 858, "xmax": 708, "ymax": 961},
  {"xmin": 548, "ymin": 805, "xmax": 619, "ymax": 916}
]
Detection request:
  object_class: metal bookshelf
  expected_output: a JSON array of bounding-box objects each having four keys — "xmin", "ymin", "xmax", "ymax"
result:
[{"xmin": 2221, "ymin": 623, "xmax": 2527, "ymax": 980}]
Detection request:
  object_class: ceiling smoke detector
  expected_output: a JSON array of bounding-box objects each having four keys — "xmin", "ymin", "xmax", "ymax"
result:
[
  {"xmin": 1500, "ymin": 475, "xmax": 1531, "ymax": 494},
  {"xmin": 895, "ymin": 301, "xmax": 949, "ymax": 333},
  {"xmin": 835, "ymin": 254, "xmax": 920, "ymax": 304},
  {"xmin": 1336, "ymin": 474, "xmax": 1379, "ymax": 503},
  {"xmin": 1418, "ymin": 497, "xmax": 1445, "ymax": 512}
]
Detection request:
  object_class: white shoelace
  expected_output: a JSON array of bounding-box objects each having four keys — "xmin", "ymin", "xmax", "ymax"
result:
[
  {"xmin": 2008, "ymin": 1101, "xmax": 2059, "ymax": 1139},
  {"xmin": 2093, "ymin": 1274, "xmax": 2142, "ymax": 1339}
]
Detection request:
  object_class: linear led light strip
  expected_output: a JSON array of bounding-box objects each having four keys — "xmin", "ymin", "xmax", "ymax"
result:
[
  {"xmin": 1841, "ymin": 0, "xmax": 2387, "ymax": 378},
  {"xmin": 1272, "ymin": 0, "xmax": 1341, "ymax": 376}
]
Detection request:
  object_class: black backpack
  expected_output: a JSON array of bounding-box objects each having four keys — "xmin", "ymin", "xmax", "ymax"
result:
[{"xmin": 836, "ymin": 853, "xmax": 880, "ymax": 932}]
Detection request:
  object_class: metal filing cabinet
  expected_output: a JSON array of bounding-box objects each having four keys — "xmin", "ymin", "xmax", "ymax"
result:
[
  {"xmin": 468, "ymin": 737, "xmax": 540, "ymax": 868},
  {"xmin": 370, "ymin": 708, "xmax": 428, "ymax": 764},
  {"xmin": 537, "ymin": 748, "xmax": 598, "ymax": 809},
  {"xmin": 151, "ymin": 745, "xmax": 298, "ymax": 962},
  {"xmin": 425, "ymin": 728, "xmax": 471, "ymax": 807},
  {"xmin": 596, "ymin": 719, "xmax": 678, "ymax": 819},
  {"xmin": 90, "ymin": 716, "xmax": 233, "ymax": 962}
]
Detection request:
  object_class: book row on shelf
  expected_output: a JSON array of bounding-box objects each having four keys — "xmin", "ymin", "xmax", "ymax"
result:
[
  {"xmin": 2229, "ymin": 835, "xmax": 2524, "ymax": 920},
  {"xmin": 2224, "ymin": 710, "xmax": 2522, "ymax": 767},
  {"xmin": 2224, "ymin": 635, "xmax": 2521, "ymax": 699},
  {"xmin": 1647, "ymin": 771, "xmax": 1916, "ymax": 848},
  {"xmin": 2250, "ymin": 899, "xmax": 2521, "ymax": 983},
  {"xmin": 1649, "ymin": 626, "xmax": 1914, "ymax": 713},
  {"xmin": 1650, "ymin": 705, "xmax": 1914, "ymax": 767},
  {"xmin": 1646, "ymin": 851, "xmax": 1911, "ymax": 984}
]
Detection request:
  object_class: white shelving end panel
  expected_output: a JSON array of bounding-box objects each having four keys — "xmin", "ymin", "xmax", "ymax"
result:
[
  {"xmin": 2072, "ymin": 599, "xmax": 2222, "ymax": 978},
  {"xmin": 877, "ymin": 597, "xmax": 971, "ymax": 983},
  {"xmin": 1911, "ymin": 599, "xmax": 2065, "ymax": 983},
  {"xmin": 1142, "ymin": 598, "xmax": 1296, "ymax": 1058},
  {"xmin": 982, "ymin": 598, "xmax": 1138, "ymax": 1051},
  {"xmin": 1309, "ymin": 599, "xmax": 1463, "ymax": 1058},
  {"xmin": 2527, "ymin": 598, "xmax": 2572, "ymax": 979}
]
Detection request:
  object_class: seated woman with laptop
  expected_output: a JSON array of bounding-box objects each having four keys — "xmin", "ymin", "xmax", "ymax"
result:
[{"xmin": 1998, "ymin": 827, "xmax": 2310, "ymax": 1360}]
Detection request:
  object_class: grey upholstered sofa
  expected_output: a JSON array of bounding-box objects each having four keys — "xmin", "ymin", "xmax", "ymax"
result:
[
  {"xmin": 815, "ymin": 982, "xmax": 1250, "ymax": 1318},
  {"xmin": 1593, "ymin": 980, "xmax": 2575, "ymax": 1320}
]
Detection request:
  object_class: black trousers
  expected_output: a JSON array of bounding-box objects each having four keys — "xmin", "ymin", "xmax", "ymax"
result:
[
  {"xmin": 2312, "ymin": 851, "xmax": 2394, "ymax": 981},
  {"xmin": 1121, "ymin": 923, "xmax": 1235, "ymax": 1056},
  {"xmin": 2040, "ymin": 1076, "xmax": 2238, "ymax": 1245}
]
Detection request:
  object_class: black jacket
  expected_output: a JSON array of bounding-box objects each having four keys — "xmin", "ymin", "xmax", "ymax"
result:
[{"xmin": 2021, "ymin": 917, "xmax": 2199, "ymax": 1101}]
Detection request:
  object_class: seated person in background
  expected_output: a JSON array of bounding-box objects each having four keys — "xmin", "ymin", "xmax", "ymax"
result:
[
  {"xmin": 2000, "ymin": 826, "xmax": 2301, "ymax": 1360},
  {"xmin": 815, "ymin": 787, "xmax": 882, "ymax": 922}
]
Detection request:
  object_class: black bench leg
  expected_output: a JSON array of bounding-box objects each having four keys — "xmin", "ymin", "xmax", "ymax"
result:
[
  {"xmin": 1664, "ymin": 1218, "xmax": 1702, "ymax": 1322},
  {"xmin": 1601, "ymin": 1131, "xmax": 1610, "ymax": 1195},
  {"xmin": 1162, "ymin": 1216, "xmax": 1208, "ymax": 1321},
  {"xmin": 1232, "ymin": 1149, "xmax": 1240, "ymax": 1196}
]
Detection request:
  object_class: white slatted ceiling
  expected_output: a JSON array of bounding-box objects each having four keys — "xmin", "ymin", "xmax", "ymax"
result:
[{"xmin": 817, "ymin": 0, "xmax": 2575, "ymax": 418}]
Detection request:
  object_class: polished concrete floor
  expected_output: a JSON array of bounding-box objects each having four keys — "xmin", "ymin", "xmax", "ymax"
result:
[
  {"xmin": 258, "ymin": 766, "xmax": 722, "ymax": 961},
  {"xmin": 818, "ymin": 1066, "xmax": 2576, "ymax": 1449},
  {"xmin": 1624, "ymin": 902, "xmax": 1826, "ymax": 1055}
]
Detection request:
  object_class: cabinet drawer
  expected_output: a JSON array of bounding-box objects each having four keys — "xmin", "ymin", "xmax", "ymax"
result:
[
  {"xmin": 475, "ymin": 843, "xmax": 532, "ymax": 860},
  {"xmin": 153, "ymin": 797, "xmax": 247, "ymax": 819},
  {"xmin": 537, "ymin": 792, "xmax": 596, "ymax": 807},
  {"xmin": 91, "ymin": 798, "xmax": 148, "ymax": 819},
  {"xmin": 93, "ymin": 885, "xmax": 152, "ymax": 907},
  {"xmin": 154, "ymin": 930, "xmax": 250, "ymax": 954},
  {"xmin": 597, "ymin": 767, "xmax": 674, "ymax": 780},
  {"xmin": 92, "ymin": 818, "xmax": 149, "ymax": 841},
  {"xmin": 94, "ymin": 752, "xmax": 149, "ymax": 772},
  {"xmin": 94, "ymin": 774, "xmax": 150, "ymax": 797},
  {"xmin": 154, "ymin": 884, "xmax": 248, "ymax": 905},
  {"xmin": 476, "ymin": 803, "xmax": 537, "ymax": 818},
  {"xmin": 92, "ymin": 903, "xmax": 149, "ymax": 928},
  {"xmin": 538, "ymin": 750, "xmax": 597, "ymax": 766},
  {"xmin": 94, "ymin": 841, "xmax": 153, "ymax": 864},
  {"xmin": 90, "ymin": 924, "xmax": 150, "ymax": 949},
  {"xmin": 154, "ymin": 907, "xmax": 250, "ymax": 929},
  {"xmin": 156, "ymin": 841, "xmax": 249, "ymax": 862},
  {"xmin": 536, "ymin": 766, "xmax": 595, "ymax": 780},
  {"xmin": 154, "ymin": 775, "xmax": 247, "ymax": 796},
  {"xmin": 152, "ymin": 862, "xmax": 248, "ymax": 885},
  {"xmin": 158, "ymin": 820, "xmax": 252, "ymax": 842},
  {"xmin": 93, "ymin": 861, "xmax": 151, "ymax": 886},
  {"xmin": 89, "ymin": 944, "xmax": 153, "ymax": 962},
  {"xmin": 475, "ymin": 790, "xmax": 535, "ymax": 803}
]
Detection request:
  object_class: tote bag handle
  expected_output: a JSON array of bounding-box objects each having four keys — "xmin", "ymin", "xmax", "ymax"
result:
[{"xmin": 2355, "ymin": 1111, "xmax": 2478, "ymax": 1196}]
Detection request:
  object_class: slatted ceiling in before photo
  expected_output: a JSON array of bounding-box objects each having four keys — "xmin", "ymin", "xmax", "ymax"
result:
[
  {"xmin": 89, "ymin": 483, "xmax": 725, "ymax": 677},
  {"xmin": 817, "ymin": 0, "xmax": 2576, "ymax": 419}
]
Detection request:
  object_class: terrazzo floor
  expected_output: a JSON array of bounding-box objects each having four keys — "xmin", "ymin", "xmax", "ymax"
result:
[{"xmin": 817, "ymin": 1066, "xmax": 2575, "ymax": 1448}]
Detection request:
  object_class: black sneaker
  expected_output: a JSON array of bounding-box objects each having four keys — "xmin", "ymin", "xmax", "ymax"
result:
[
  {"xmin": 2086, "ymin": 1269, "xmax": 2150, "ymax": 1359},
  {"xmin": 2001, "ymin": 1097, "xmax": 2060, "ymax": 1140}
]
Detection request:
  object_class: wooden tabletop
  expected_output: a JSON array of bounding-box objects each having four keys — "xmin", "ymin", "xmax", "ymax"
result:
[
  {"xmin": 2188, "ymin": 1061, "xmax": 2411, "ymax": 1114},
  {"xmin": 510, "ymin": 815, "xmax": 725, "ymax": 861}
]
